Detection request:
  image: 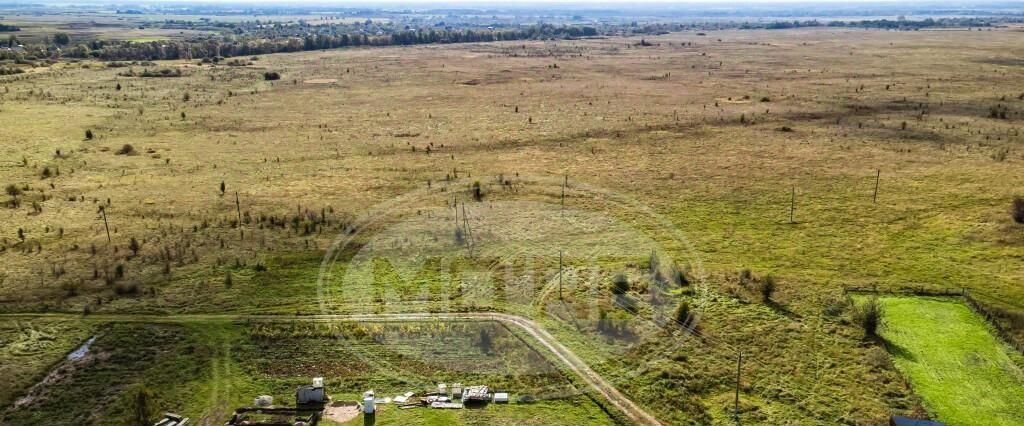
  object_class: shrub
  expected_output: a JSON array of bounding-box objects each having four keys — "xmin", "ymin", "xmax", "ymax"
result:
[
  {"xmin": 263, "ymin": 71, "xmax": 281, "ymax": 81},
  {"xmin": 611, "ymin": 273, "xmax": 630, "ymax": 295},
  {"xmin": 1013, "ymin": 197, "xmax": 1024, "ymax": 224},
  {"xmin": 128, "ymin": 237, "xmax": 141, "ymax": 256},
  {"xmin": 857, "ymin": 297, "xmax": 884, "ymax": 338},
  {"xmin": 760, "ymin": 275, "xmax": 776, "ymax": 302},
  {"xmin": 85, "ymin": 129, "xmax": 93, "ymax": 140},
  {"xmin": 471, "ymin": 180, "xmax": 483, "ymax": 201},
  {"xmin": 116, "ymin": 144, "xmax": 135, "ymax": 155},
  {"xmin": 738, "ymin": 269, "xmax": 752, "ymax": 286},
  {"xmin": 674, "ymin": 301, "xmax": 691, "ymax": 327},
  {"xmin": 669, "ymin": 264, "xmax": 688, "ymax": 286}
]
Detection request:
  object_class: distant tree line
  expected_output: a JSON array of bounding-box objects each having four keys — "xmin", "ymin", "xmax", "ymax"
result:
[
  {"xmin": 0, "ymin": 23, "xmax": 20, "ymax": 32},
  {"xmin": 0, "ymin": 23, "xmax": 600, "ymax": 62},
  {"xmin": 751, "ymin": 17, "xmax": 1006, "ymax": 30}
]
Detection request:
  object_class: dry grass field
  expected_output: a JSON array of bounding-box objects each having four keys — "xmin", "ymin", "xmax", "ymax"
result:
[{"xmin": 1, "ymin": 26, "xmax": 1024, "ymax": 424}]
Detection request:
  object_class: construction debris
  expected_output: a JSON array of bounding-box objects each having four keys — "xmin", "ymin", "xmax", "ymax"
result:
[
  {"xmin": 430, "ymin": 402, "xmax": 464, "ymax": 409},
  {"xmin": 461, "ymin": 385, "xmax": 489, "ymax": 403},
  {"xmin": 153, "ymin": 412, "xmax": 189, "ymax": 426},
  {"xmin": 253, "ymin": 395, "xmax": 273, "ymax": 407}
]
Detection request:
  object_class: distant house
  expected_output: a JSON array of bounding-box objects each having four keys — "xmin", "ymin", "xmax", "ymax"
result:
[{"xmin": 890, "ymin": 416, "xmax": 945, "ymax": 426}]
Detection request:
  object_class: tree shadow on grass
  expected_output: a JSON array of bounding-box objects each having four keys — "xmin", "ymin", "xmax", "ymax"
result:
[
  {"xmin": 765, "ymin": 299, "xmax": 802, "ymax": 320},
  {"xmin": 880, "ymin": 337, "xmax": 917, "ymax": 362}
]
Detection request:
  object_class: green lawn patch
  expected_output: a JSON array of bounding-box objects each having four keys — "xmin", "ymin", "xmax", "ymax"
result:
[{"xmin": 874, "ymin": 297, "xmax": 1024, "ymax": 426}]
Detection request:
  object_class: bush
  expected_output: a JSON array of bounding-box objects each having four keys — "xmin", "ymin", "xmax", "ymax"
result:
[
  {"xmin": 263, "ymin": 71, "xmax": 281, "ymax": 81},
  {"xmin": 674, "ymin": 301, "xmax": 691, "ymax": 327},
  {"xmin": 760, "ymin": 275, "xmax": 776, "ymax": 302},
  {"xmin": 857, "ymin": 297, "xmax": 884, "ymax": 338},
  {"xmin": 611, "ymin": 273, "xmax": 630, "ymax": 295},
  {"xmin": 116, "ymin": 144, "xmax": 135, "ymax": 155},
  {"xmin": 738, "ymin": 269, "xmax": 752, "ymax": 286},
  {"xmin": 0, "ymin": 66, "xmax": 24, "ymax": 75},
  {"xmin": 1013, "ymin": 197, "xmax": 1024, "ymax": 224},
  {"xmin": 85, "ymin": 129, "xmax": 93, "ymax": 140},
  {"xmin": 471, "ymin": 181, "xmax": 483, "ymax": 201}
]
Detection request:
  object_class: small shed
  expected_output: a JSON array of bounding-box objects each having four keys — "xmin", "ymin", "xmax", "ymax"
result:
[{"xmin": 492, "ymin": 392, "xmax": 509, "ymax": 403}]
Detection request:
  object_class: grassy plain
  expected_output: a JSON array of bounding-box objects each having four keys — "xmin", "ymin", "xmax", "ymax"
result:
[{"xmin": 1, "ymin": 26, "xmax": 1023, "ymax": 425}]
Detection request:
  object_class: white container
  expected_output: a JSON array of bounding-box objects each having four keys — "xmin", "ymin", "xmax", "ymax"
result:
[
  {"xmin": 363, "ymin": 397, "xmax": 375, "ymax": 414},
  {"xmin": 312, "ymin": 377, "xmax": 324, "ymax": 388},
  {"xmin": 438, "ymin": 383, "xmax": 447, "ymax": 395}
]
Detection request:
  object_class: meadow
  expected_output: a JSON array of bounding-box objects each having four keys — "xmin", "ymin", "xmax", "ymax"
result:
[{"xmin": 1, "ymin": 25, "xmax": 1023, "ymax": 425}]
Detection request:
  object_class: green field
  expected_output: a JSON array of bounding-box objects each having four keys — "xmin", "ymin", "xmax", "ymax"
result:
[{"xmin": 873, "ymin": 297, "xmax": 1024, "ymax": 426}]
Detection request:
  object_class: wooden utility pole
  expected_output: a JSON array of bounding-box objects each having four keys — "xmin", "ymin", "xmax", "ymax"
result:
[
  {"xmin": 558, "ymin": 250, "xmax": 564, "ymax": 300},
  {"xmin": 561, "ymin": 174, "xmax": 567, "ymax": 217},
  {"xmin": 461, "ymin": 201, "xmax": 474, "ymax": 257},
  {"xmin": 789, "ymin": 186, "xmax": 796, "ymax": 224},
  {"xmin": 734, "ymin": 352, "xmax": 743, "ymax": 420},
  {"xmin": 873, "ymin": 169, "xmax": 880, "ymax": 203},
  {"xmin": 100, "ymin": 206, "xmax": 111, "ymax": 243}
]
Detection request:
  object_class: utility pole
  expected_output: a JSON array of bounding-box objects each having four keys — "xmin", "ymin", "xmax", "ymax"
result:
[
  {"xmin": 462, "ymin": 201, "xmax": 474, "ymax": 257},
  {"xmin": 734, "ymin": 352, "xmax": 743, "ymax": 420},
  {"xmin": 100, "ymin": 206, "xmax": 111, "ymax": 243},
  {"xmin": 789, "ymin": 186, "xmax": 796, "ymax": 224},
  {"xmin": 235, "ymin": 191, "xmax": 243, "ymax": 239},
  {"xmin": 561, "ymin": 174, "xmax": 567, "ymax": 217},
  {"xmin": 559, "ymin": 250, "xmax": 564, "ymax": 300},
  {"xmin": 873, "ymin": 169, "xmax": 880, "ymax": 203}
]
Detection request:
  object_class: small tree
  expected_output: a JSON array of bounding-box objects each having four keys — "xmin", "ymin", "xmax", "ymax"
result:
[
  {"xmin": 132, "ymin": 386, "xmax": 158, "ymax": 426},
  {"xmin": 760, "ymin": 275, "xmax": 776, "ymax": 302},
  {"xmin": 53, "ymin": 33, "xmax": 70, "ymax": 46},
  {"xmin": 471, "ymin": 181, "xmax": 483, "ymax": 201},
  {"xmin": 857, "ymin": 297, "xmax": 884, "ymax": 338},
  {"xmin": 85, "ymin": 129, "xmax": 93, "ymax": 140},
  {"xmin": 1012, "ymin": 196, "xmax": 1024, "ymax": 224},
  {"xmin": 611, "ymin": 273, "xmax": 630, "ymax": 295},
  {"xmin": 128, "ymin": 237, "xmax": 141, "ymax": 256},
  {"xmin": 220, "ymin": 181, "xmax": 226, "ymax": 195},
  {"xmin": 5, "ymin": 184, "xmax": 20, "ymax": 207},
  {"xmin": 674, "ymin": 301, "xmax": 690, "ymax": 327},
  {"xmin": 478, "ymin": 328, "xmax": 493, "ymax": 354}
]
